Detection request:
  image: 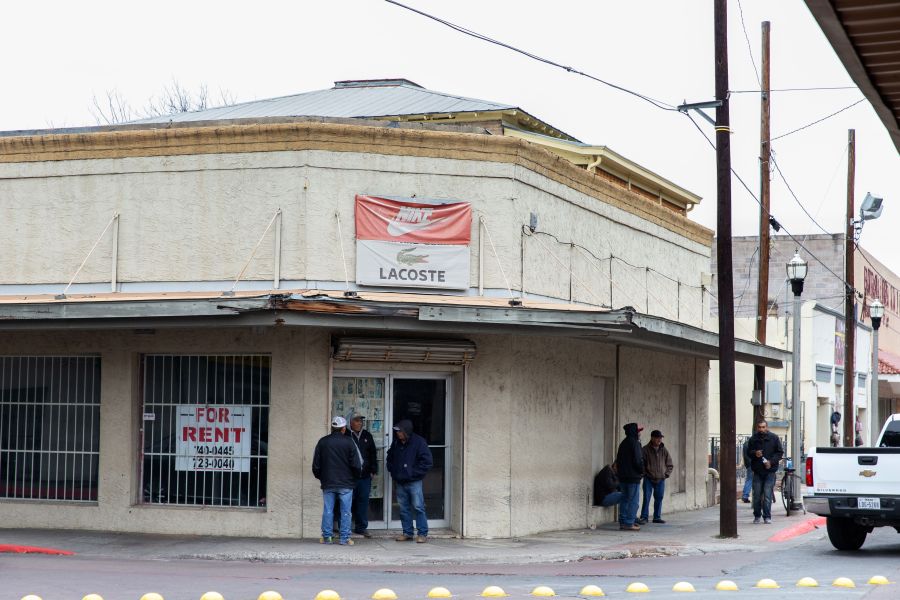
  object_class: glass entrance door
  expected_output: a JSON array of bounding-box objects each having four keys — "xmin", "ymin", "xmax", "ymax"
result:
[{"xmin": 330, "ymin": 373, "xmax": 450, "ymax": 530}]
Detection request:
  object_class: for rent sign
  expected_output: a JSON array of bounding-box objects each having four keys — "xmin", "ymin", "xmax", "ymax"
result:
[
  {"xmin": 355, "ymin": 195, "xmax": 472, "ymax": 290},
  {"xmin": 176, "ymin": 405, "xmax": 252, "ymax": 472}
]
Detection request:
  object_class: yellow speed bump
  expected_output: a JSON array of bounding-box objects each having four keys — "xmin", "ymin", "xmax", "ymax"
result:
[
  {"xmin": 315, "ymin": 591, "xmax": 341, "ymax": 600},
  {"xmin": 755, "ymin": 579, "xmax": 779, "ymax": 589},
  {"xmin": 258, "ymin": 593, "xmax": 283, "ymax": 600},
  {"xmin": 201, "ymin": 593, "xmax": 224, "ymax": 600},
  {"xmin": 868, "ymin": 576, "xmax": 891, "ymax": 585},
  {"xmin": 715, "ymin": 581, "xmax": 738, "ymax": 591},
  {"xmin": 372, "ymin": 590, "xmax": 397, "ymax": 600},
  {"xmin": 141, "ymin": 594, "xmax": 164, "ymax": 600},
  {"xmin": 83, "ymin": 595, "xmax": 104, "ymax": 600},
  {"xmin": 672, "ymin": 582, "xmax": 695, "ymax": 592},
  {"xmin": 796, "ymin": 577, "xmax": 818, "ymax": 587},
  {"xmin": 531, "ymin": 587, "xmax": 555, "ymax": 597},
  {"xmin": 578, "ymin": 585, "xmax": 605, "ymax": 596},
  {"xmin": 625, "ymin": 582, "xmax": 649, "ymax": 593},
  {"xmin": 832, "ymin": 577, "xmax": 855, "ymax": 588},
  {"xmin": 21, "ymin": 596, "xmax": 42, "ymax": 600},
  {"xmin": 481, "ymin": 587, "xmax": 508, "ymax": 598},
  {"xmin": 427, "ymin": 588, "xmax": 452, "ymax": 598}
]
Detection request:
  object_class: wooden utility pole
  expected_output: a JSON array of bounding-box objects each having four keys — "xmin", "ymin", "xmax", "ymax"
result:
[
  {"xmin": 715, "ymin": 0, "xmax": 737, "ymax": 538},
  {"xmin": 754, "ymin": 21, "xmax": 771, "ymax": 428},
  {"xmin": 844, "ymin": 129, "xmax": 856, "ymax": 447}
]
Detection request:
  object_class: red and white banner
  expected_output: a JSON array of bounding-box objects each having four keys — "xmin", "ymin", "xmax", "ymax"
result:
[{"xmin": 355, "ymin": 195, "xmax": 472, "ymax": 290}]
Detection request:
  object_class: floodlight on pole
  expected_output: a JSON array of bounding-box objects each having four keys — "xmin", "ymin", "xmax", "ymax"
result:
[
  {"xmin": 787, "ymin": 252, "xmax": 807, "ymax": 508},
  {"xmin": 854, "ymin": 192, "xmax": 884, "ymax": 240}
]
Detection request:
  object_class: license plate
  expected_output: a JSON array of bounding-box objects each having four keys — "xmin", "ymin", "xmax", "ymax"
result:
[{"xmin": 857, "ymin": 497, "xmax": 880, "ymax": 510}]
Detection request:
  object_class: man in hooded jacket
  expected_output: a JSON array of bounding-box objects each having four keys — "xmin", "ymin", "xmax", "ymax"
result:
[
  {"xmin": 387, "ymin": 419, "xmax": 433, "ymax": 542},
  {"xmin": 615, "ymin": 422, "xmax": 644, "ymax": 530}
]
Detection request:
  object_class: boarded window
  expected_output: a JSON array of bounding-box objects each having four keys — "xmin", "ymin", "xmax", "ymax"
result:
[
  {"xmin": 0, "ymin": 356, "xmax": 101, "ymax": 502},
  {"xmin": 140, "ymin": 355, "xmax": 270, "ymax": 508}
]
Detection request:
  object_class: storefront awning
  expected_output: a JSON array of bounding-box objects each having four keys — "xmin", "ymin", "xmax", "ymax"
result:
[{"xmin": 0, "ymin": 290, "xmax": 789, "ymax": 368}]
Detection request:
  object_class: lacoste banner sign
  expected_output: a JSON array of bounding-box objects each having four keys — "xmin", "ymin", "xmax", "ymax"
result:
[{"xmin": 355, "ymin": 195, "xmax": 472, "ymax": 290}]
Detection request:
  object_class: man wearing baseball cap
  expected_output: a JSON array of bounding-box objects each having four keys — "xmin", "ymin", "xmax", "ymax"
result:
[
  {"xmin": 638, "ymin": 429, "xmax": 674, "ymax": 524},
  {"xmin": 615, "ymin": 423, "xmax": 644, "ymax": 530},
  {"xmin": 312, "ymin": 416, "xmax": 362, "ymax": 545}
]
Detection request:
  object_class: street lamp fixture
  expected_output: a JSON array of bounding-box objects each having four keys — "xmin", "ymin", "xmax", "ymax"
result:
[
  {"xmin": 787, "ymin": 252, "xmax": 807, "ymax": 509},
  {"xmin": 870, "ymin": 298, "xmax": 884, "ymax": 441},
  {"xmin": 786, "ymin": 253, "xmax": 808, "ymax": 296}
]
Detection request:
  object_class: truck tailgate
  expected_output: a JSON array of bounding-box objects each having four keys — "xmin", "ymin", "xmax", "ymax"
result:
[{"xmin": 812, "ymin": 448, "xmax": 900, "ymax": 496}]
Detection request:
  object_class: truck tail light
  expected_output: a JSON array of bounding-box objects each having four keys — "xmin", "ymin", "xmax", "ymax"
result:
[{"xmin": 805, "ymin": 456, "xmax": 814, "ymax": 487}]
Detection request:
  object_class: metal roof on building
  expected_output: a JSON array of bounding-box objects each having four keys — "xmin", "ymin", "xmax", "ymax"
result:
[{"xmin": 132, "ymin": 79, "xmax": 517, "ymax": 124}]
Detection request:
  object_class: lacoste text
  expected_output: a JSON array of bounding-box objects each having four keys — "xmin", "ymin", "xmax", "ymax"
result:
[{"xmin": 378, "ymin": 267, "xmax": 447, "ymax": 283}]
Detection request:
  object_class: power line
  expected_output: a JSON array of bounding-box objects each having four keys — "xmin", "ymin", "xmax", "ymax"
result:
[
  {"xmin": 684, "ymin": 112, "xmax": 853, "ymax": 294},
  {"xmin": 735, "ymin": 0, "xmax": 761, "ymax": 87},
  {"xmin": 729, "ymin": 86, "xmax": 858, "ymax": 93},
  {"xmin": 770, "ymin": 151, "xmax": 831, "ymax": 235},
  {"xmin": 384, "ymin": 0, "xmax": 679, "ymax": 112},
  {"xmin": 771, "ymin": 98, "xmax": 866, "ymax": 141}
]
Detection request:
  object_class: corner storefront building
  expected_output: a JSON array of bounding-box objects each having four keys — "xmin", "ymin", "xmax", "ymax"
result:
[{"xmin": 0, "ymin": 80, "xmax": 786, "ymax": 538}]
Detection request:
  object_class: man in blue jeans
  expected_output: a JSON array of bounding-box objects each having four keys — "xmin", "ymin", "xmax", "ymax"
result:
[
  {"xmin": 312, "ymin": 416, "xmax": 362, "ymax": 545},
  {"xmin": 747, "ymin": 420, "xmax": 783, "ymax": 524},
  {"xmin": 638, "ymin": 430, "xmax": 673, "ymax": 524},
  {"xmin": 615, "ymin": 423, "xmax": 644, "ymax": 531},
  {"xmin": 387, "ymin": 419, "xmax": 433, "ymax": 543}
]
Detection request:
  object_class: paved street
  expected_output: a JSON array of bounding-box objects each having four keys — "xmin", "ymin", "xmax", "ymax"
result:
[{"xmin": 3, "ymin": 503, "xmax": 899, "ymax": 600}]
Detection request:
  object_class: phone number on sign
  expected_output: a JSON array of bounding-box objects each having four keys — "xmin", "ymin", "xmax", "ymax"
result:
[{"xmin": 191, "ymin": 457, "xmax": 236, "ymax": 470}]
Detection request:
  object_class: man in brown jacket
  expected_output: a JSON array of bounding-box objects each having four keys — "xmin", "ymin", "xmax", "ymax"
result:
[{"xmin": 638, "ymin": 429, "xmax": 674, "ymax": 524}]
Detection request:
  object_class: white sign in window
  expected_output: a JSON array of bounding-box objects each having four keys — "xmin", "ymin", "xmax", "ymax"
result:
[{"xmin": 175, "ymin": 405, "xmax": 253, "ymax": 472}]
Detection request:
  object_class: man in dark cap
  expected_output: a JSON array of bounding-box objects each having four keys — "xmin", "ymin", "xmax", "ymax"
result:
[
  {"xmin": 346, "ymin": 414, "xmax": 378, "ymax": 538},
  {"xmin": 638, "ymin": 429, "xmax": 673, "ymax": 524},
  {"xmin": 387, "ymin": 419, "xmax": 433, "ymax": 543},
  {"xmin": 615, "ymin": 422, "xmax": 644, "ymax": 531}
]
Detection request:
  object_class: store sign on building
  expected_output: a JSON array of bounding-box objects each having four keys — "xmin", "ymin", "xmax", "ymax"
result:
[
  {"xmin": 355, "ymin": 195, "xmax": 471, "ymax": 290},
  {"xmin": 175, "ymin": 405, "xmax": 252, "ymax": 472},
  {"xmin": 835, "ymin": 318, "xmax": 845, "ymax": 367}
]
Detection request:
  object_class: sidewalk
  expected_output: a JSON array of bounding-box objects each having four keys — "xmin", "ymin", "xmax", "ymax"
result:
[{"xmin": 0, "ymin": 500, "xmax": 824, "ymax": 566}]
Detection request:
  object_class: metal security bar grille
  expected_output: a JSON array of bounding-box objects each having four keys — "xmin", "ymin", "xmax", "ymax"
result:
[
  {"xmin": 141, "ymin": 355, "xmax": 270, "ymax": 508},
  {"xmin": 0, "ymin": 356, "xmax": 101, "ymax": 502}
]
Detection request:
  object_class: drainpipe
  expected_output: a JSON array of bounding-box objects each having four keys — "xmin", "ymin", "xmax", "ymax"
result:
[{"xmin": 586, "ymin": 155, "xmax": 602, "ymax": 173}]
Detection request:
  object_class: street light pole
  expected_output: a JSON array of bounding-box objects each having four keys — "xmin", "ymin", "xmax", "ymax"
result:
[
  {"xmin": 787, "ymin": 252, "xmax": 808, "ymax": 505},
  {"xmin": 870, "ymin": 299, "xmax": 884, "ymax": 444}
]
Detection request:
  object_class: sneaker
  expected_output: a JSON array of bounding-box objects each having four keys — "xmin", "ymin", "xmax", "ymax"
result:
[
  {"xmin": 394, "ymin": 534, "xmax": 414, "ymax": 542},
  {"xmin": 763, "ymin": 518, "xmax": 772, "ymax": 524},
  {"xmin": 415, "ymin": 535, "xmax": 427, "ymax": 543},
  {"xmin": 355, "ymin": 530, "xmax": 373, "ymax": 539},
  {"xmin": 319, "ymin": 536, "xmax": 333, "ymax": 544},
  {"xmin": 753, "ymin": 517, "xmax": 761, "ymax": 524},
  {"xmin": 652, "ymin": 518, "xmax": 666, "ymax": 524},
  {"xmin": 741, "ymin": 498, "xmax": 750, "ymax": 503},
  {"xmin": 636, "ymin": 517, "xmax": 648, "ymax": 525},
  {"xmin": 619, "ymin": 524, "xmax": 641, "ymax": 531},
  {"xmin": 339, "ymin": 539, "xmax": 355, "ymax": 545}
]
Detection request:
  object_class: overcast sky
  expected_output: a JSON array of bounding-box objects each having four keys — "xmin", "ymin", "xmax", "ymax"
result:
[{"xmin": 3, "ymin": 1, "xmax": 898, "ymax": 280}]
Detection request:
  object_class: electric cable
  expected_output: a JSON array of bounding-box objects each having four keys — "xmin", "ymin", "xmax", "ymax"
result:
[
  {"xmin": 736, "ymin": 0, "xmax": 761, "ymax": 87},
  {"xmin": 770, "ymin": 98, "xmax": 865, "ymax": 141},
  {"xmin": 770, "ymin": 151, "xmax": 831, "ymax": 235},
  {"xmin": 729, "ymin": 86, "xmax": 858, "ymax": 93}
]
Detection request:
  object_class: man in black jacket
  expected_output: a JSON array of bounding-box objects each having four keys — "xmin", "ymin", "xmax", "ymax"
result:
[
  {"xmin": 615, "ymin": 423, "xmax": 644, "ymax": 531},
  {"xmin": 346, "ymin": 414, "xmax": 378, "ymax": 538},
  {"xmin": 312, "ymin": 416, "xmax": 361, "ymax": 545},
  {"xmin": 387, "ymin": 419, "xmax": 433, "ymax": 543},
  {"xmin": 747, "ymin": 420, "xmax": 784, "ymax": 524}
]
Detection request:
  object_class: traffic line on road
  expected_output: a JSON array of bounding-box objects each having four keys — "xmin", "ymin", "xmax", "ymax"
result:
[{"xmin": 767, "ymin": 516, "xmax": 826, "ymax": 542}]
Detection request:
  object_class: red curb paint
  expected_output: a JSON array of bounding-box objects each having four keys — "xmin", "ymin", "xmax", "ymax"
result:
[
  {"xmin": 0, "ymin": 544, "xmax": 74, "ymax": 556},
  {"xmin": 768, "ymin": 516, "xmax": 826, "ymax": 542}
]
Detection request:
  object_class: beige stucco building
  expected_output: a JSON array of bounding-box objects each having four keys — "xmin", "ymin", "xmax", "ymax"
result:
[{"xmin": 0, "ymin": 81, "xmax": 784, "ymax": 538}]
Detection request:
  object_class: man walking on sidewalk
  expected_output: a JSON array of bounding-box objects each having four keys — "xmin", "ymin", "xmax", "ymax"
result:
[
  {"xmin": 638, "ymin": 429, "xmax": 673, "ymax": 524},
  {"xmin": 747, "ymin": 420, "xmax": 783, "ymax": 524},
  {"xmin": 387, "ymin": 419, "xmax": 433, "ymax": 543},
  {"xmin": 346, "ymin": 414, "xmax": 378, "ymax": 538},
  {"xmin": 312, "ymin": 416, "xmax": 362, "ymax": 545},
  {"xmin": 615, "ymin": 422, "xmax": 644, "ymax": 531}
]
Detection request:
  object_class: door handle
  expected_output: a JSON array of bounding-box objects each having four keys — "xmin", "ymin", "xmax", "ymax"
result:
[{"xmin": 858, "ymin": 456, "xmax": 878, "ymax": 466}]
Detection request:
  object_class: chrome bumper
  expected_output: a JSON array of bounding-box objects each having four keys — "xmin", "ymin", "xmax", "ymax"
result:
[{"xmin": 803, "ymin": 496, "xmax": 831, "ymax": 516}]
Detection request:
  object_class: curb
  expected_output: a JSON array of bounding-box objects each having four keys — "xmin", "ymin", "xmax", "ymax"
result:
[
  {"xmin": 0, "ymin": 544, "xmax": 75, "ymax": 556},
  {"xmin": 767, "ymin": 517, "xmax": 826, "ymax": 542}
]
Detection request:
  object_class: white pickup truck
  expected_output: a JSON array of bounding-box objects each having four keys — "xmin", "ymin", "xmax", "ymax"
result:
[{"xmin": 804, "ymin": 414, "xmax": 900, "ymax": 550}]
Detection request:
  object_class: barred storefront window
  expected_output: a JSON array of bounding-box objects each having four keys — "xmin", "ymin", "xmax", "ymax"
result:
[
  {"xmin": 0, "ymin": 356, "xmax": 101, "ymax": 502},
  {"xmin": 141, "ymin": 355, "xmax": 270, "ymax": 508}
]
